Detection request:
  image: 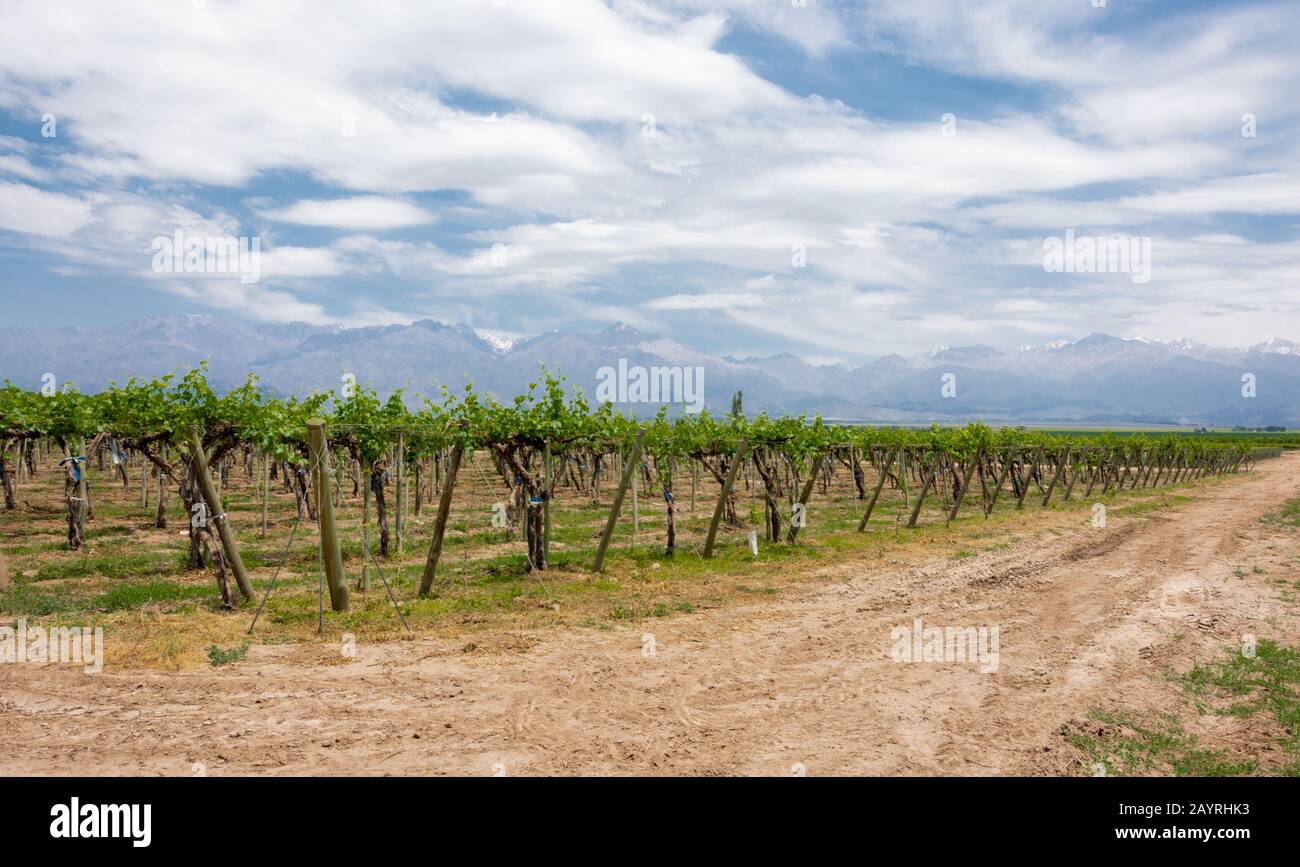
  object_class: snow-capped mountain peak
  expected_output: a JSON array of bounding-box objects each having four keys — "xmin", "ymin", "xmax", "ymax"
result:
[
  {"xmin": 1250, "ymin": 338, "xmax": 1299, "ymax": 355},
  {"xmin": 1136, "ymin": 336, "xmax": 1205, "ymax": 352},
  {"xmin": 477, "ymin": 332, "xmax": 518, "ymax": 354},
  {"xmin": 3, "ymin": 316, "xmax": 1298, "ymax": 426}
]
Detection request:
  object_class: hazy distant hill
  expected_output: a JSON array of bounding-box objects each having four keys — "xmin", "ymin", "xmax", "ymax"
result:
[{"xmin": 2, "ymin": 314, "xmax": 1296, "ymax": 426}]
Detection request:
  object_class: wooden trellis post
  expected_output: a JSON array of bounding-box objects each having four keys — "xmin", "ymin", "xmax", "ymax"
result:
[
  {"xmin": 73, "ymin": 438, "xmax": 90, "ymax": 538},
  {"xmin": 1062, "ymin": 451, "xmax": 1082, "ymax": 501},
  {"xmin": 187, "ymin": 426, "xmax": 254, "ymax": 601},
  {"xmin": 1016, "ymin": 447, "xmax": 1044, "ymax": 509},
  {"xmin": 857, "ymin": 447, "xmax": 897, "ymax": 532},
  {"xmin": 948, "ymin": 453, "xmax": 980, "ymax": 521},
  {"xmin": 906, "ymin": 454, "xmax": 939, "ymax": 529},
  {"xmin": 1084, "ymin": 456, "xmax": 1101, "ymax": 497},
  {"xmin": 361, "ymin": 458, "xmax": 371, "ymax": 591},
  {"xmin": 543, "ymin": 442, "xmax": 552, "ymax": 562},
  {"xmin": 1041, "ymin": 448, "xmax": 1067, "ymax": 506},
  {"xmin": 986, "ymin": 449, "xmax": 1014, "ymax": 513},
  {"xmin": 260, "ymin": 452, "xmax": 269, "ymax": 536},
  {"xmin": 594, "ymin": 429, "xmax": 645, "ymax": 572},
  {"xmin": 395, "ymin": 433, "xmax": 404, "ymax": 554},
  {"xmin": 1116, "ymin": 449, "xmax": 1132, "ymax": 490},
  {"xmin": 1013, "ymin": 452, "xmax": 1034, "ymax": 504},
  {"xmin": 899, "ymin": 448, "xmax": 910, "ymax": 511},
  {"xmin": 418, "ymin": 441, "xmax": 464, "ymax": 596},
  {"xmin": 307, "ymin": 420, "xmax": 348, "ymax": 612},
  {"xmin": 703, "ymin": 438, "xmax": 748, "ymax": 558},
  {"xmin": 786, "ymin": 452, "xmax": 825, "ymax": 543}
]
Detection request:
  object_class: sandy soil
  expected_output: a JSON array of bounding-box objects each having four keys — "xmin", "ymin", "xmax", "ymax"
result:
[{"xmin": 2, "ymin": 454, "xmax": 1297, "ymax": 776}]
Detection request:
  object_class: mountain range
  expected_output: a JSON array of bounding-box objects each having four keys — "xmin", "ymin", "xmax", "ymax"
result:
[{"xmin": 1, "ymin": 314, "xmax": 1297, "ymax": 426}]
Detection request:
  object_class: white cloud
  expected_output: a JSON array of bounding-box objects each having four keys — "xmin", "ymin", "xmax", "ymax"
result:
[
  {"xmin": 641, "ymin": 0, "xmax": 850, "ymax": 56},
  {"xmin": 0, "ymin": 0, "xmax": 775, "ymax": 206},
  {"xmin": 0, "ymin": 0, "xmax": 1298, "ymax": 354},
  {"xmin": 1117, "ymin": 172, "xmax": 1300, "ymax": 217},
  {"xmin": 0, "ymin": 181, "xmax": 93, "ymax": 236},
  {"xmin": 256, "ymin": 246, "xmax": 350, "ymax": 278},
  {"xmin": 258, "ymin": 196, "xmax": 436, "ymax": 230},
  {"xmin": 158, "ymin": 282, "xmax": 331, "ymax": 325},
  {"xmin": 645, "ymin": 292, "xmax": 763, "ymax": 310},
  {"xmin": 0, "ymin": 154, "xmax": 49, "ymax": 182}
]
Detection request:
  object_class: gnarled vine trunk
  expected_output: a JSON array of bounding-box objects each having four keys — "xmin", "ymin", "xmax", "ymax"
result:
[
  {"xmin": 0, "ymin": 450, "xmax": 15, "ymax": 510},
  {"xmin": 371, "ymin": 462, "xmax": 390, "ymax": 557}
]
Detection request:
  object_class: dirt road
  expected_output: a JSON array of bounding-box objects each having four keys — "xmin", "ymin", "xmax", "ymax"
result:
[{"xmin": 3, "ymin": 454, "xmax": 1297, "ymax": 776}]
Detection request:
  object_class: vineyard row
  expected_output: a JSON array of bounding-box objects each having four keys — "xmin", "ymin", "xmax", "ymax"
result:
[{"xmin": 1, "ymin": 369, "xmax": 1283, "ymax": 611}]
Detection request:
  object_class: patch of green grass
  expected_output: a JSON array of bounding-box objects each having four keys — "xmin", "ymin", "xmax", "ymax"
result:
[
  {"xmin": 1111, "ymin": 495, "xmax": 1192, "ymax": 517},
  {"xmin": 207, "ymin": 641, "xmax": 250, "ymax": 666},
  {"xmin": 1180, "ymin": 638, "xmax": 1300, "ymax": 759},
  {"xmin": 1067, "ymin": 639, "xmax": 1300, "ymax": 776},
  {"xmin": 736, "ymin": 584, "xmax": 780, "ymax": 595},
  {"xmin": 611, "ymin": 600, "xmax": 694, "ymax": 620},
  {"xmin": 32, "ymin": 551, "xmax": 187, "ymax": 582},
  {"xmin": 555, "ymin": 579, "xmax": 620, "ymax": 594},
  {"xmin": 92, "ymin": 580, "xmax": 218, "ymax": 612},
  {"xmin": 1065, "ymin": 708, "xmax": 1256, "ymax": 777},
  {"xmin": 0, "ymin": 580, "xmax": 86, "ymax": 615},
  {"xmin": 7, "ymin": 552, "xmax": 229, "ymax": 620},
  {"xmin": 1263, "ymin": 497, "xmax": 1300, "ymax": 528},
  {"xmin": 952, "ymin": 549, "xmax": 976, "ymax": 560},
  {"xmin": 1, "ymin": 540, "xmax": 69, "ymax": 556}
]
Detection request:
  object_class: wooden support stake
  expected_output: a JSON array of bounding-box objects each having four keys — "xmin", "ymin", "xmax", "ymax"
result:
[
  {"xmin": 187, "ymin": 426, "xmax": 254, "ymax": 601},
  {"xmin": 897, "ymin": 448, "xmax": 911, "ymax": 512},
  {"xmin": 260, "ymin": 453, "xmax": 269, "ymax": 537},
  {"xmin": 1015, "ymin": 448, "xmax": 1041, "ymax": 509},
  {"xmin": 906, "ymin": 455, "xmax": 938, "ymax": 529},
  {"xmin": 857, "ymin": 447, "xmax": 897, "ymax": 532},
  {"xmin": 986, "ymin": 449, "xmax": 1013, "ymax": 513},
  {"xmin": 1131, "ymin": 449, "xmax": 1147, "ymax": 486},
  {"xmin": 787, "ymin": 452, "xmax": 825, "ymax": 543},
  {"xmin": 948, "ymin": 454, "xmax": 980, "ymax": 521},
  {"xmin": 395, "ymin": 433, "xmax": 405, "ymax": 554},
  {"xmin": 1041, "ymin": 448, "xmax": 1067, "ymax": 506},
  {"xmin": 361, "ymin": 459, "xmax": 370, "ymax": 591},
  {"xmin": 690, "ymin": 460, "xmax": 698, "ymax": 511},
  {"xmin": 74, "ymin": 438, "xmax": 90, "ymax": 530},
  {"xmin": 543, "ymin": 442, "xmax": 552, "ymax": 563},
  {"xmin": 418, "ymin": 442, "xmax": 464, "ymax": 596},
  {"xmin": 1062, "ymin": 451, "xmax": 1082, "ymax": 501},
  {"xmin": 702, "ymin": 438, "xmax": 748, "ymax": 558},
  {"xmin": 593, "ymin": 430, "xmax": 645, "ymax": 572},
  {"xmin": 307, "ymin": 421, "xmax": 349, "ymax": 612}
]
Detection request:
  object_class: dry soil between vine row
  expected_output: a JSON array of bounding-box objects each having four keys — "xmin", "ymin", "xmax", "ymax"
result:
[{"xmin": 3, "ymin": 454, "xmax": 1298, "ymax": 776}]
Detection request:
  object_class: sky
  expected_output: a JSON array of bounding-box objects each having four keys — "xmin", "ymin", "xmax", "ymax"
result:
[{"xmin": 1, "ymin": 0, "xmax": 1298, "ymax": 364}]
